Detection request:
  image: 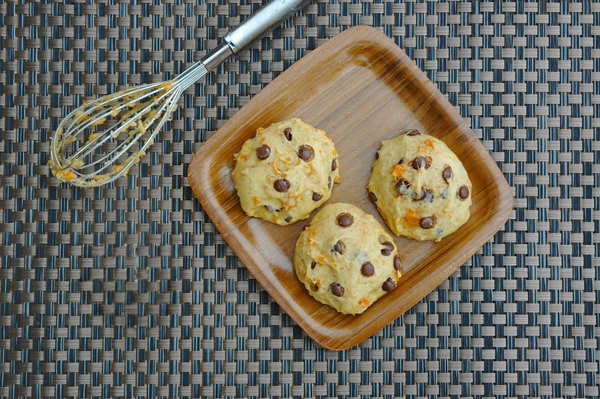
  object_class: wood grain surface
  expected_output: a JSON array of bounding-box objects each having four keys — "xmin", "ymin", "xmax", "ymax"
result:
[{"xmin": 188, "ymin": 25, "xmax": 513, "ymax": 350}]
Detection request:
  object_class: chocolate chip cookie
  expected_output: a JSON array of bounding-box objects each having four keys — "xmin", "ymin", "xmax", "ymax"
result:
[
  {"xmin": 294, "ymin": 203, "xmax": 403, "ymax": 315},
  {"xmin": 367, "ymin": 129, "xmax": 472, "ymax": 241},
  {"xmin": 232, "ymin": 118, "xmax": 340, "ymax": 225}
]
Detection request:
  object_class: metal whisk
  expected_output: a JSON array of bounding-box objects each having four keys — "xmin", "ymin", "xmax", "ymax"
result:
[{"xmin": 50, "ymin": 0, "xmax": 312, "ymax": 187}]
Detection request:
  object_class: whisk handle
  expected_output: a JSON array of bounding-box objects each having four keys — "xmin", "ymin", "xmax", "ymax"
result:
[
  {"xmin": 223, "ymin": 0, "xmax": 313, "ymax": 54},
  {"xmin": 199, "ymin": 0, "xmax": 311, "ymax": 72}
]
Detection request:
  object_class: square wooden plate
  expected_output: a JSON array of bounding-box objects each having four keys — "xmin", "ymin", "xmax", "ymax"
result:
[{"xmin": 188, "ymin": 26, "xmax": 513, "ymax": 350}]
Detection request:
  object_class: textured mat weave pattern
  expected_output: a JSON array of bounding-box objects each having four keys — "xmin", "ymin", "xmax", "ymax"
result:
[{"xmin": 1, "ymin": 0, "xmax": 599, "ymax": 398}]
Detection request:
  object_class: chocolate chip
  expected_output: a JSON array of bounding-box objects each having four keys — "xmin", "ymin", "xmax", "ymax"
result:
[
  {"xmin": 381, "ymin": 242, "xmax": 394, "ymax": 256},
  {"xmin": 298, "ymin": 145, "xmax": 314, "ymax": 161},
  {"xmin": 331, "ymin": 283, "xmax": 345, "ymax": 297},
  {"xmin": 311, "ymin": 261, "xmax": 316, "ymax": 269},
  {"xmin": 285, "ymin": 216, "xmax": 292, "ymax": 223},
  {"xmin": 412, "ymin": 156, "xmax": 431, "ymax": 170},
  {"xmin": 395, "ymin": 179, "xmax": 410, "ymax": 189},
  {"xmin": 393, "ymin": 255, "xmax": 402, "ymax": 271},
  {"xmin": 368, "ymin": 192, "xmax": 377, "ymax": 202},
  {"xmin": 332, "ymin": 159, "xmax": 337, "ymax": 171},
  {"xmin": 256, "ymin": 145, "xmax": 270, "ymax": 160},
  {"xmin": 424, "ymin": 189, "xmax": 434, "ymax": 202},
  {"xmin": 407, "ymin": 130, "xmax": 420, "ymax": 136},
  {"xmin": 283, "ymin": 127, "xmax": 292, "ymax": 141},
  {"xmin": 312, "ymin": 192, "xmax": 323, "ymax": 201},
  {"xmin": 333, "ymin": 240, "xmax": 345, "ymax": 255},
  {"xmin": 420, "ymin": 216, "xmax": 437, "ymax": 229},
  {"xmin": 395, "ymin": 179, "xmax": 410, "ymax": 194},
  {"xmin": 458, "ymin": 185, "xmax": 470, "ymax": 200},
  {"xmin": 382, "ymin": 278, "xmax": 396, "ymax": 291},
  {"xmin": 414, "ymin": 188, "xmax": 433, "ymax": 202},
  {"xmin": 273, "ymin": 179, "xmax": 290, "ymax": 192},
  {"xmin": 442, "ymin": 166, "xmax": 453, "ymax": 182},
  {"xmin": 264, "ymin": 204, "xmax": 274, "ymax": 212},
  {"xmin": 414, "ymin": 189, "xmax": 426, "ymax": 201},
  {"xmin": 398, "ymin": 157, "xmax": 404, "ymax": 164},
  {"xmin": 336, "ymin": 213, "xmax": 353, "ymax": 227},
  {"xmin": 328, "ymin": 176, "xmax": 332, "ymax": 190},
  {"xmin": 375, "ymin": 152, "xmax": 379, "ymax": 160},
  {"xmin": 361, "ymin": 262, "xmax": 375, "ymax": 277}
]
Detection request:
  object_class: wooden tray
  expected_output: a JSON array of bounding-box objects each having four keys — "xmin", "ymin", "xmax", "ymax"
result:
[{"xmin": 188, "ymin": 25, "xmax": 513, "ymax": 350}]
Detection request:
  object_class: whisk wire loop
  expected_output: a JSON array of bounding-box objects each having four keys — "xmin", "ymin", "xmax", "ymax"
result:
[{"xmin": 50, "ymin": 81, "xmax": 180, "ymax": 186}]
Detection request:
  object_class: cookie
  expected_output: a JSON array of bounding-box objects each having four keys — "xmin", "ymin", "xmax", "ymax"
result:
[
  {"xmin": 232, "ymin": 118, "xmax": 340, "ymax": 226},
  {"xmin": 367, "ymin": 129, "xmax": 472, "ymax": 242},
  {"xmin": 294, "ymin": 203, "xmax": 403, "ymax": 315}
]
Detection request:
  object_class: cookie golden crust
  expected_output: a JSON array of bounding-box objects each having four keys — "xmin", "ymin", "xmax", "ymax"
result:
[
  {"xmin": 294, "ymin": 203, "xmax": 403, "ymax": 315},
  {"xmin": 232, "ymin": 118, "xmax": 340, "ymax": 226},
  {"xmin": 367, "ymin": 129, "xmax": 472, "ymax": 242}
]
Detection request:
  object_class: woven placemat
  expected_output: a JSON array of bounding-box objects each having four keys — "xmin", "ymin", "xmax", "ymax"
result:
[{"xmin": 1, "ymin": 0, "xmax": 599, "ymax": 398}]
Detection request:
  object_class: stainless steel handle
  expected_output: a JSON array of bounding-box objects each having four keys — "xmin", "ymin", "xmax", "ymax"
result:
[
  {"xmin": 224, "ymin": 0, "xmax": 312, "ymax": 53},
  {"xmin": 199, "ymin": 0, "xmax": 311, "ymax": 76}
]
